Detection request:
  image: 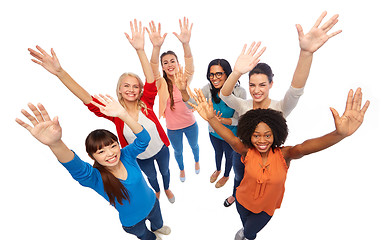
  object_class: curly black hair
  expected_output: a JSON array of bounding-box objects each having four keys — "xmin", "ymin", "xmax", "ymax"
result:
[{"xmin": 237, "ymin": 108, "xmax": 288, "ymax": 151}]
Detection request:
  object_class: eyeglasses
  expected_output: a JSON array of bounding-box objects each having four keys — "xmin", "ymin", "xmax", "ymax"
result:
[{"xmin": 209, "ymin": 72, "xmax": 225, "ymax": 79}]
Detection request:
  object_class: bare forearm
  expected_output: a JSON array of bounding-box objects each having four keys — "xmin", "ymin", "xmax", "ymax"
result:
[
  {"xmin": 221, "ymin": 71, "xmax": 242, "ymax": 96},
  {"xmin": 56, "ymin": 69, "xmax": 92, "ymax": 104},
  {"xmin": 289, "ymin": 130, "xmax": 345, "ymax": 159},
  {"xmin": 291, "ymin": 50, "xmax": 313, "ymax": 89},
  {"xmin": 119, "ymin": 113, "xmax": 143, "ymax": 134},
  {"xmin": 180, "ymin": 89, "xmax": 190, "ymax": 102},
  {"xmin": 49, "ymin": 140, "xmax": 74, "ymax": 164}
]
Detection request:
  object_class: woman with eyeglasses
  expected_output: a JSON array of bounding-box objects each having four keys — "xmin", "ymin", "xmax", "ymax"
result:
[
  {"xmin": 147, "ymin": 17, "xmax": 199, "ymax": 182},
  {"xmin": 219, "ymin": 11, "xmax": 342, "ymax": 207},
  {"xmin": 175, "ymin": 59, "xmax": 246, "ymax": 188}
]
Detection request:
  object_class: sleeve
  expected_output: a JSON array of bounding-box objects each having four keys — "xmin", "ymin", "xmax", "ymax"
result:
[
  {"xmin": 276, "ymin": 86, "xmax": 304, "ymax": 117},
  {"xmin": 184, "ymin": 56, "xmax": 194, "ymax": 84},
  {"xmin": 85, "ymin": 96, "xmax": 116, "ymax": 123},
  {"xmin": 142, "ymin": 80, "xmax": 158, "ymax": 108},
  {"xmin": 61, "ymin": 151, "xmax": 102, "ymax": 189},
  {"xmin": 121, "ymin": 127, "xmax": 151, "ymax": 161},
  {"xmin": 220, "ymin": 91, "xmax": 247, "ymax": 115},
  {"xmin": 230, "ymin": 86, "xmax": 247, "ymax": 126}
]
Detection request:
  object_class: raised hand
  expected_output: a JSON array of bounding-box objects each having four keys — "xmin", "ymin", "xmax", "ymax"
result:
[
  {"xmin": 173, "ymin": 17, "xmax": 193, "ymax": 44},
  {"xmin": 125, "ymin": 19, "xmax": 145, "ymax": 51},
  {"xmin": 330, "ymin": 88, "xmax": 370, "ymax": 137},
  {"xmin": 188, "ymin": 89, "xmax": 215, "ymax": 121},
  {"xmin": 16, "ymin": 103, "xmax": 62, "ymax": 146},
  {"xmin": 91, "ymin": 94, "xmax": 127, "ymax": 118},
  {"xmin": 233, "ymin": 42, "xmax": 266, "ymax": 74},
  {"xmin": 172, "ymin": 65, "xmax": 187, "ymax": 91},
  {"xmin": 146, "ymin": 21, "xmax": 167, "ymax": 47},
  {"xmin": 297, "ymin": 11, "xmax": 342, "ymax": 53},
  {"xmin": 28, "ymin": 46, "xmax": 62, "ymax": 75}
]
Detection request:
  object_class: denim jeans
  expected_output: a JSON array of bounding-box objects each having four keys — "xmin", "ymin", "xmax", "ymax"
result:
[
  {"xmin": 209, "ymin": 133, "xmax": 234, "ymax": 177},
  {"xmin": 167, "ymin": 122, "xmax": 199, "ymax": 170},
  {"xmin": 137, "ymin": 145, "xmax": 170, "ymax": 193},
  {"xmin": 236, "ymin": 200, "xmax": 272, "ymax": 240},
  {"xmin": 122, "ymin": 199, "xmax": 163, "ymax": 240},
  {"xmin": 232, "ymin": 151, "xmax": 244, "ymax": 197}
]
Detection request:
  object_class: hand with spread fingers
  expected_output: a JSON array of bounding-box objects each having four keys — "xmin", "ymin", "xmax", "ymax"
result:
[
  {"xmin": 188, "ymin": 88, "xmax": 216, "ymax": 122},
  {"xmin": 233, "ymin": 41, "xmax": 266, "ymax": 75},
  {"xmin": 173, "ymin": 17, "xmax": 193, "ymax": 45},
  {"xmin": 125, "ymin": 19, "xmax": 146, "ymax": 51},
  {"xmin": 331, "ymin": 88, "xmax": 370, "ymax": 138},
  {"xmin": 297, "ymin": 11, "xmax": 342, "ymax": 53},
  {"xmin": 16, "ymin": 103, "xmax": 62, "ymax": 146},
  {"xmin": 146, "ymin": 21, "xmax": 167, "ymax": 48},
  {"xmin": 28, "ymin": 46, "xmax": 62, "ymax": 76}
]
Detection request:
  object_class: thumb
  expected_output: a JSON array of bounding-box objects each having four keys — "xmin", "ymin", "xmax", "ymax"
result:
[
  {"xmin": 296, "ymin": 24, "xmax": 304, "ymax": 39},
  {"xmin": 330, "ymin": 107, "xmax": 341, "ymax": 127}
]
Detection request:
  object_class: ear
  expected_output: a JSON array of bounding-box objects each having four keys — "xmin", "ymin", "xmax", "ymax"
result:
[{"xmin": 269, "ymin": 81, "xmax": 273, "ymax": 89}]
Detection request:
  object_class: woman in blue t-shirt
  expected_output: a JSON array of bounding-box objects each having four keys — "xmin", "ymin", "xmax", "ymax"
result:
[{"xmin": 15, "ymin": 95, "xmax": 171, "ymax": 240}]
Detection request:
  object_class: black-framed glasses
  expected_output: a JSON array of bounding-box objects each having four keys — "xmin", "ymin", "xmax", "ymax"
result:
[{"xmin": 209, "ymin": 72, "xmax": 225, "ymax": 79}]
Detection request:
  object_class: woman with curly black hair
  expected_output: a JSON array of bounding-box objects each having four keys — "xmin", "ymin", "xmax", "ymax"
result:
[{"xmin": 189, "ymin": 88, "xmax": 369, "ymax": 240}]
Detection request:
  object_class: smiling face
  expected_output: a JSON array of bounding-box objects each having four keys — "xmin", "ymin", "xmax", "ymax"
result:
[
  {"xmin": 118, "ymin": 75, "xmax": 141, "ymax": 102},
  {"xmin": 249, "ymin": 73, "xmax": 273, "ymax": 103},
  {"xmin": 208, "ymin": 65, "xmax": 227, "ymax": 89},
  {"xmin": 92, "ymin": 142, "xmax": 121, "ymax": 168},
  {"xmin": 251, "ymin": 122, "xmax": 274, "ymax": 154},
  {"xmin": 161, "ymin": 54, "xmax": 179, "ymax": 77}
]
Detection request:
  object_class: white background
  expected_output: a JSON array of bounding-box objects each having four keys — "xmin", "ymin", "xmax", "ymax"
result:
[{"xmin": 1, "ymin": 0, "xmax": 389, "ymax": 239}]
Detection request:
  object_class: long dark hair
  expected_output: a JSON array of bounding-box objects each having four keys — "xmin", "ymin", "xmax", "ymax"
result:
[
  {"xmin": 85, "ymin": 129, "xmax": 130, "ymax": 207},
  {"xmin": 206, "ymin": 59, "xmax": 234, "ymax": 104},
  {"xmin": 160, "ymin": 50, "xmax": 178, "ymax": 110}
]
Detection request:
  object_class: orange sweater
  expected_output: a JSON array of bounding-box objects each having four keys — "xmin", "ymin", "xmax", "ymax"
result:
[{"xmin": 236, "ymin": 147, "xmax": 288, "ymax": 216}]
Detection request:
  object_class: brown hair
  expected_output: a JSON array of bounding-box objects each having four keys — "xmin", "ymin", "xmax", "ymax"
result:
[
  {"xmin": 160, "ymin": 51, "xmax": 178, "ymax": 110},
  {"xmin": 85, "ymin": 129, "xmax": 130, "ymax": 207}
]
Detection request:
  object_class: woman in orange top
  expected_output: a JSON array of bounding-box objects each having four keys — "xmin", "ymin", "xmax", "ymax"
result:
[{"xmin": 188, "ymin": 88, "xmax": 369, "ymax": 240}]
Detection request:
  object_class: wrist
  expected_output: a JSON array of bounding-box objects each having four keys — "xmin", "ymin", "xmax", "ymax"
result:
[{"xmin": 55, "ymin": 68, "xmax": 66, "ymax": 77}]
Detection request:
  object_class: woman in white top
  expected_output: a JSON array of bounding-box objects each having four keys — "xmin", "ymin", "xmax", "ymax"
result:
[{"xmin": 220, "ymin": 11, "xmax": 342, "ymax": 207}]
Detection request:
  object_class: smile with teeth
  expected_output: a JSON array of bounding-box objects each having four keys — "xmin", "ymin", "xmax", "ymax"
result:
[
  {"xmin": 256, "ymin": 144, "xmax": 268, "ymax": 151},
  {"xmin": 106, "ymin": 155, "xmax": 118, "ymax": 164}
]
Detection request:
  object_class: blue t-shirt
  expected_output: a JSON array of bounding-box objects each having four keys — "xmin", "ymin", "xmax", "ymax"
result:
[{"xmin": 61, "ymin": 128, "xmax": 155, "ymax": 227}]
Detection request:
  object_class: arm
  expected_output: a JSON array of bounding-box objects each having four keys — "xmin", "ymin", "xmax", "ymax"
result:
[
  {"xmin": 173, "ymin": 17, "xmax": 194, "ymax": 85},
  {"xmin": 188, "ymin": 89, "xmax": 248, "ymax": 155},
  {"xmin": 28, "ymin": 46, "xmax": 92, "ymax": 104},
  {"xmin": 291, "ymin": 11, "xmax": 342, "ymax": 88},
  {"xmin": 220, "ymin": 42, "xmax": 266, "ymax": 96},
  {"xmin": 15, "ymin": 103, "xmax": 74, "ymax": 163},
  {"xmin": 282, "ymin": 88, "xmax": 370, "ymax": 163},
  {"xmin": 91, "ymin": 94, "xmax": 143, "ymax": 134},
  {"xmin": 146, "ymin": 21, "xmax": 167, "ymax": 89},
  {"xmin": 125, "ymin": 19, "xmax": 155, "ymax": 84}
]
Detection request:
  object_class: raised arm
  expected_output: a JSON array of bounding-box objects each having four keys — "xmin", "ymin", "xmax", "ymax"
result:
[
  {"xmin": 15, "ymin": 103, "xmax": 74, "ymax": 163},
  {"xmin": 28, "ymin": 46, "xmax": 92, "ymax": 104},
  {"xmin": 125, "ymin": 19, "xmax": 154, "ymax": 84},
  {"xmin": 220, "ymin": 42, "xmax": 266, "ymax": 96},
  {"xmin": 291, "ymin": 11, "xmax": 342, "ymax": 88},
  {"xmin": 91, "ymin": 94, "xmax": 143, "ymax": 134},
  {"xmin": 173, "ymin": 17, "xmax": 194, "ymax": 85},
  {"xmin": 146, "ymin": 21, "xmax": 167, "ymax": 86},
  {"xmin": 188, "ymin": 89, "xmax": 248, "ymax": 155},
  {"xmin": 282, "ymin": 88, "xmax": 369, "ymax": 162}
]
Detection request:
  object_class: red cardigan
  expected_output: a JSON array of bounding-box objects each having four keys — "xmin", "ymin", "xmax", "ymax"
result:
[{"xmin": 85, "ymin": 80, "xmax": 170, "ymax": 148}]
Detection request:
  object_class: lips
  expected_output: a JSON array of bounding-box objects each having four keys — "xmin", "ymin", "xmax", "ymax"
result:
[{"xmin": 106, "ymin": 155, "xmax": 118, "ymax": 164}]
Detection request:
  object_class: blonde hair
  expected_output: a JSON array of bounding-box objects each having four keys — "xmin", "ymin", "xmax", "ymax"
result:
[{"xmin": 116, "ymin": 72, "xmax": 148, "ymax": 114}]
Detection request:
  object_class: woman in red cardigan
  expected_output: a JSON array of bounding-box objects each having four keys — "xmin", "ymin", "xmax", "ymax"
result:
[{"xmin": 28, "ymin": 19, "xmax": 175, "ymax": 203}]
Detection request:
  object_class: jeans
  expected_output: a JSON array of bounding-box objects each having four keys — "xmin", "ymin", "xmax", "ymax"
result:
[
  {"xmin": 122, "ymin": 199, "xmax": 163, "ymax": 240},
  {"xmin": 209, "ymin": 133, "xmax": 234, "ymax": 177},
  {"xmin": 236, "ymin": 200, "xmax": 272, "ymax": 240},
  {"xmin": 232, "ymin": 151, "xmax": 244, "ymax": 197},
  {"xmin": 137, "ymin": 145, "xmax": 170, "ymax": 193},
  {"xmin": 167, "ymin": 122, "xmax": 199, "ymax": 170}
]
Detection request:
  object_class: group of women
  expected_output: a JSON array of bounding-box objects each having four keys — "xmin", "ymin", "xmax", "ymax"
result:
[{"xmin": 16, "ymin": 12, "xmax": 369, "ymax": 240}]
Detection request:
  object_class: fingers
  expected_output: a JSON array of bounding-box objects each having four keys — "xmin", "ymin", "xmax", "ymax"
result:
[
  {"xmin": 28, "ymin": 103, "xmax": 45, "ymax": 123},
  {"xmin": 313, "ymin": 11, "xmax": 327, "ymax": 28},
  {"xmin": 352, "ymin": 88, "xmax": 362, "ymax": 111},
  {"xmin": 15, "ymin": 118, "xmax": 33, "ymax": 132},
  {"xmin": 361, "ymin": 100, "xmax": 370, "ymax": 115},
  {"xmin": 37, "ymin": 103, "xmax": 52, "ymax": 122},
  {"xmin": 344, "ymin": 89, "xmax": 354, "ymax": 113}
]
